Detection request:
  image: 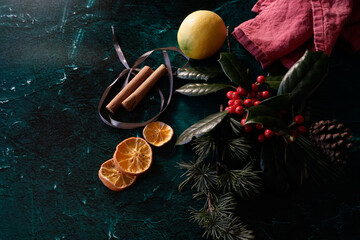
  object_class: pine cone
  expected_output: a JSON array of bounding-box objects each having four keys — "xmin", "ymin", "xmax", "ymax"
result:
[{"xmin": 309, "ymin": 120, "xmax": 354, "ymax": 164}]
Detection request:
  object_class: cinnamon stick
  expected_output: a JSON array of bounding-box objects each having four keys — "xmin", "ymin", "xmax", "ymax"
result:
[
  {"xmin": 106, "ymin": 66, "xmax": 153, "ymax": 114},
  {"xmin": 121, "ymin": 64, "xmax": 167, "ymax": 112}
]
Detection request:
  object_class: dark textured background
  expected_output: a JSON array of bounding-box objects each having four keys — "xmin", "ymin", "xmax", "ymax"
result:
[{"xmin": 0, "ymin": 0, "xmax": 359, "ymax": 239}]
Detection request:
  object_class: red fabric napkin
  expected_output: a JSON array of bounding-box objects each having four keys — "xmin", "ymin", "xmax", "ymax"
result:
[{"xmin": 232, "ymin": 0, "xmax": 360, "ymax": 69}]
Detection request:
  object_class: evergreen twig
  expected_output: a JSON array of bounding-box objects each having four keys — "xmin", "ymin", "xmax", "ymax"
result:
[
  {"xmin": 229, "ymin": 117, "xmax": 244, "ymax": 136},
  {"xmin": 190, "ymin": 193, "xmax": 254, "ymax": 240},
  {"xmin": 222, "ymin": 137, "xmax": 251, "ymax": 162},
  {"xmin": 294, "ymin": 134, "xmax": 343, "ymax": 184},
  {"xmin": 178, "ymin": 160, "xmax": 217, "ymax": 193},
  {"xmin": 192, "ymin": 135, "xmax": 216, "ymax": 160},
  {"xmin": 179, "ymin": 159, "xmax": 256, "ymax": 240},
  {"xmin": 218, "ymin": 163, "xmax": 262, "ymax": 199}
]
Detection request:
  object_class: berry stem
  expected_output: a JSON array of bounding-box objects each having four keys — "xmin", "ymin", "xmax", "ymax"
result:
[
  {"xmin": 226, "ymin": 26, "xmax": 232, "ymax": 53},
  {"xmin": 288, "ymin": 122, "xmax": 296, "ymax": 128}
]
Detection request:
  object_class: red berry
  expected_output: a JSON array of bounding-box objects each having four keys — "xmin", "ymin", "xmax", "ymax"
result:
[
  {"xmin": 236, "ymin": 87, "xmax": 247, "ymax": 96},
  {"xmin": 257, "ymin": 75, "xmax": 265, "ymax": 84},
  {"xmin": 228, "ymin": 99, "xmax": 235, "ymax": 106},
  {"xmin": 256, "ymin": 92, "xmax": 262, "ymax": 99},
  {"xmin": 294, "ymin": 115, "xmax": 304, "ymax": 124},
  {"xmin": 247, "ymin": 91, "xmax": 256, "ymax": 98},
  {"xmin": 252, "ymin": 84, "xmax": 259, "ymax": 93},
  {"xmin": 235, "ymin": 106, "xmax": 244, "ymax": 115},
  {"xmin": 262, "ymin": 91, "xmax": 270, "ymax": 99},
  {"xmin": 226, "ymin": 106, "xmax": 235, "ymax": 114},
  {"xmin": 298, "ymin": 125, "xmax": 307, "ymax": 134},
  {"xmin": 258, "ymin": 134, "xmax": 266, "ymax": 142},
  {"xmin": 255, "ymin": 123, "xmax": 263, "ymax": 130},
  {"xmin": 233, "ymin": 99, "xmax": 243, "ymax": 107},
  {"xmin": 254, "ymin": 100, "xmax": 261, "ymax": 106},
  {"xmin": 226, "ymin": 91, "xmax": 234, "ymax": 99},
  {"xmin": 232, "ymin": 91, "xmax": 241, "ymax": 99},
  {"xmin": 241, "ymin": 118, "xmax": 246, "ymax": 126},
  {"xmin": 243, "ymin": 99, "xmax": 253, "ymax": 107},
  {"xmin": 243, "ymin": 124, "xmax": 253, "ymax": 133},
  {"xmin": 264, "ymin": 129, "xmax": 274, "ymax": 138}
]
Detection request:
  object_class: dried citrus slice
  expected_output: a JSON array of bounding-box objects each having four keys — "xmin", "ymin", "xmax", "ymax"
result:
[
  {"xmin": 143, "ymin": 121, "xmax": 174, "ymax": 147},
  {"xmin": 113, "ymin": 137, "xmax": 153, "ymax": 175},
  {"xmin": 98, "ymin": 159, "xmax": 137, "ymax": 191}
]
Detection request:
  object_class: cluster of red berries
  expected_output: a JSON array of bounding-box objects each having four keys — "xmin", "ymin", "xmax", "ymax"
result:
[
  {"xmin": 257, "ymin": 115, "xmax": 307, "ymax": 143},
  {"xmin": 225, "ymin": 75, "xmax": 268, "ymax": 117},
  {"xmin": 291, "ymin": 114, "xmax": 307, "ymax": 137},
  {"xmin": 224, "ymin": 75, "xmax": 307, "ymax": 142}
]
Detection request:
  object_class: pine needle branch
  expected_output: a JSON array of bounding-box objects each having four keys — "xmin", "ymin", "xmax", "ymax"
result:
[
  {"xmin": 218, "ymin": 163, "xmax": 262, "ymax": 199},
  {"xmin": 178, "ymin": 160, "xmax": 217, "ymax": 193},
  {"xmin": 222, "ymin": 137, "xmax": 252, "ymax": 162},
  {"xmin": 295, "ymin": 134, "xmax": 344, "ymax": 184},
  {"xmin": 229, "ymin": 117, "xmax": 245, "ymax": 136},
  {"xmin": 190, "ymin": 193, "xmax": 255, "ymax": 240},
  {"xmin": 192, "ymin": 135, "xmax": 216, "ymax": 160}
]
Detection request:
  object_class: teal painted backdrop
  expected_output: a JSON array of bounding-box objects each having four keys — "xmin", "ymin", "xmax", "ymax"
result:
[{"xmin": 0, "ymin": 0, "xmax": 359, "ymax": 239}]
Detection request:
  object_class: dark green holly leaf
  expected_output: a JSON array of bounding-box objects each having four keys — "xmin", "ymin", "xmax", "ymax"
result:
[
  {"xmin": 218, "ymin": 52, "xmax": 252, "ymax": 92},
  {"xmin": 176, "ymin": 83, "xmax": 233, "ymax": 96},
  {"xmin": 278, "ymin": 51, "xmax": 329, "ymax": 104},
  {"xmin": 176, "ymin": 67, "xmax": 224, "ymax": 81},
  {"xmin": 245, "ymin": 94, "xmax": 291, "ymax": 132},
  {"xmin": 285, "ymin": 142, "xmax": 307, "ymax": 186},
  {"xmin": 265, "ymin": 75, "xmax": 283, "ymax": 90},
  {"xmin": 248, "ymin": 115, "xmax": 287, "ymax": 133},
  {"xmin": 176, "ymin": 111, "xmax": 228, "ymax": 145}
]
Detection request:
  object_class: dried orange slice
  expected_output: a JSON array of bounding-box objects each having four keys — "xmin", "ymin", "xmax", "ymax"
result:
[
  {"xmin": 143, "ymin": 121, "xmax": 174, "ymax": 147},
  {"xmin": 98, "ymin": 159, "xmax": 137, "ymax": 191},
  {"xmin": 113, "ymin": 137, "xmax": 153, "ymax": 175}
]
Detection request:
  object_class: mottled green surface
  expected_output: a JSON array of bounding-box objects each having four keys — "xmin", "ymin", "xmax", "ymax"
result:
[{"xmin": 0, "ymin": 0, "xmax": 359, "ymax": 239}]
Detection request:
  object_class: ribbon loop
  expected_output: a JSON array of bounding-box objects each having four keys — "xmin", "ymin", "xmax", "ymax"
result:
[
  {"xmin": 98, "ymin": 27, "xmax": 189, "ymax": 129},
  {"xmin": 111, "ymin": 26, "xmax": 130, "ymax": 69}
]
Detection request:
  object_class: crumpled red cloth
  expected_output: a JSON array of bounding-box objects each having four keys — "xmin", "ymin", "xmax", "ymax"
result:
[{"xmin": 232, "ymin": 0, "xmax": 360, "ymax": 69}]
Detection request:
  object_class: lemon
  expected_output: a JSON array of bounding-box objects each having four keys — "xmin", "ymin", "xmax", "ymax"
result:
[{"xmin": 177, "ymin": 10, "xmax": 227, "ymax": 60}]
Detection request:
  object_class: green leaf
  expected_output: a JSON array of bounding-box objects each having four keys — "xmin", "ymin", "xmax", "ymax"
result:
[
  {"xmin": 176, "ymin": 67, "xmax": 224, "ymax": 81},
  {"xmin": 176, "ymin": 83, "xmax": 233, "ymax": 96},
  {"xmin": 218, "ymin": 52, "xmax": 252, "ymax": 92},
  {"xmin": 245, "ymin": 94, "xmax": 291, "ymax": 132},
  {"xmin": 248, "ymin": 115, "xmax": 287, "ymax": 133},
  {"xmin": 176, "ymin": 111, "xmax": 228, "ymax": 145},
  {"xmin": 265, "ymin": 75, "xmax": 284, "ymax": 90},
  {"xmin": 278, "ymin": 51, "xmax": 329, "ymax": 104}
]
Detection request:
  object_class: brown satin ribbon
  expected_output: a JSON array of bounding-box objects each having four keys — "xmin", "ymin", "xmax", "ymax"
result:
[{"xmin": 97, "ymin": 26, "xmax": 189, "ymax": 129}]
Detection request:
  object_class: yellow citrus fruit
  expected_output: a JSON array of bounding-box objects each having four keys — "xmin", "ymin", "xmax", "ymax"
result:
[
  {"xmin": 143, "ymin": 121, "xmax": 174, "ymax": 147},
  {"xmin": 177, "ymin": 10, "xmax": 227, "ymax": 60},
  {"xmin": 113, "ymin": 137, "xmax": 153, "ymax": 175},
  {"xmin": 98, "ymin": 159, "xmax": 137, "ymax": 191}
]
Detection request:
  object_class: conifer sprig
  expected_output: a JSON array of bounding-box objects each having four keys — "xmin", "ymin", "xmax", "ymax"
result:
[{"xmin": 218, "ymin": 163, "xmax": 262, "ymax": 199}]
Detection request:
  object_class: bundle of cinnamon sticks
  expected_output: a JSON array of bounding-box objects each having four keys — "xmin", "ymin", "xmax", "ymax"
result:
[{"xmin": 106, "ymin": 64, "xmax": 168, "ymax": 113}]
